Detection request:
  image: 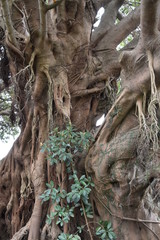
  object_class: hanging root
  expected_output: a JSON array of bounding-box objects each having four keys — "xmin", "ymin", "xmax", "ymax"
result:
[
  {"xmin": 25, "ymin": 50, "xmax": 38, "ymax": 94},
  {"xmin": 136, "ymin": 50, "xmax": 160, "ymax": 162},
  {"xmin": 31, "ymin": 108, "xmax": 38, "ymax": 162},
  {"xmin": 136, "ymin": 97, "xmax": 150, "ymax": 165},
  {"xmin": 43, "ymin": 68, "xmax": 53, "ymax": 131},
  {"xmin": 147, "ymin": 50, "xmax": 160, "ymax": 152},
  {"xmin": 136, "ymin": 97, "xmax": 148, "ymax": 132}
]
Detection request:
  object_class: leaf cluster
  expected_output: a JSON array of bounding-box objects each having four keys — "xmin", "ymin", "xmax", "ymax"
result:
[
  {"xmin": 40, "ymin": 172, "xmax": 94, "ymax": 226},
  {"xmin": 58, "ymin": 233, "xmax": 81, "ymax": 240},
  {"xmin": 41, "ymin": 124, "xmax": 93, "ymax": 167},
  {"xmin": 96, "ymin": 221, "xmax": 116, "ymax": 240},
  {"xmin": 119, "ymin": 0, "xmax": 140, "ymax": 17},
  {"xmin": 40, "ymin": 125, "xmax": 116, "ymax": 239},
  {"xmin": 40, "ymin": 125, "xmax": 95, "ymax": 238}
]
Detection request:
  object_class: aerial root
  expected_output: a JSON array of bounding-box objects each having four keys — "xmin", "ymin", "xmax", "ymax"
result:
[
  {"xmin": 31, "ymin": 108, "xmax": 38, "ymax": 162},
  {"xmin": 147, "ymin": 50, "xmax": 160, "ymax": 152},
  {"xmin": 136, "ymin": 97, "xmax": 149, "ymax": 138},
  {"xmin": 25, "ymin": 50, "xmax": 38, "ymax": 93},
  {"xmin": 137, "ymin": 50, "xmax": 160, "ymax": 159},
  {"xmin": 136, "ymin": 97, "xmax": 150, "ymax": 164},
  {"xmin": 6, "ymin": 193, "xmax": 13, "ymax": 213},
  {"xmin": 41, "ymin": 224, "xmax": 49, "ymax": 240},
  {"xmin": 11, "ymin": 220, "xmax": 30, "ymax": 240},
  {"xmin": 43, "ymin": 68, "xmax": 53, "ymax": 131}
]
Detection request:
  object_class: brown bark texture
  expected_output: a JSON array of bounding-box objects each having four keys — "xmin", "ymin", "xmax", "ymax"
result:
[{"xmin": 0, "ymin": 0, "xmax": 160, "ymax": 239}]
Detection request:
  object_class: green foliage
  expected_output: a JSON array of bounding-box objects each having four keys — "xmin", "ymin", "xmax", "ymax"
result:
[
  {"xmin": 41, "ymin": 124, "xmax": 93, "ymax": 167},
  {"xmin": 40, "ymin": 125, "xmax": 94, "ymax": 238},
  {"xmin": 119, "ymin": 0, "xmax": 140, "ymax": 17},
  {"xmin": 117, "ymin": 78, "xmax": 121, "ymax": 95},
  {"xmin": 96, "ymin": 221, "xmax": 116, "ymax": 240},
  {"xmin": 67, "ymin": 173, "xmax": 94, "ymax": 205},
  {"xmin": 117, "ymin": 33, "xmax": 134, "ymax": 50},
  {"xmin": 40, "ymin": 125, "xmax": 116, "ymax": 239},
  {"xmin": 47, "ymin": 205, "xmax": 75, "ymax": 226},
  {"xmin": 116, "ymin": 0, "xmax": 140, "ymax": 50},
  {"xmin": 40, "ymin": 172, "xmax": 94, "ymax": 227},
  {"xmin": 39, "ymin": 181, "xmax": 67, "ymax": 204},
  {"xmin": 58, "ymin": 233, "xmax": 81, "ymax": 240}
]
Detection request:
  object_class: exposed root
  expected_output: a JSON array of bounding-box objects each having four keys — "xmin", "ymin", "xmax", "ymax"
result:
[
  {"xmin": 6, "ymin": 35, "xmax": 24, "ymax": 60},
  {"xmin": 41, "ymin": 205, "xmax": 61, "ymax": 240},
  {"xmin": 41, "ymin": 224, "xmax": 48, "ymax": 240},
  {"xmin": 11, "ymin": 220, "xmax": 30, "ymax": 240}
]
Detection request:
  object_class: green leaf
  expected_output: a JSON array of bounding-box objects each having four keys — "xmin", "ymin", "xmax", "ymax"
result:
[
  {"xmin": 108, "ymin": 232, "xmax": 116, "ymax": 239},
  {"xmin": 58, "ymin": 233, "xmax": 67, "ymax": 240},
  {"xmin": 86, "ymin": 213, "xmax": 93, "ymax": 218},
  {"xmin": 101, "ymin": 232, "xmax": 107, "ymax": 239},
  {"xmin": 63, "ymin": 216, "xmax": 70, "ymax": 223},
  {"xmin": 72, "ymin": 193, "xmax": 80, "ymax": 203},
  {"xmin": 107, "ymin": 221, "xmax": 112, "ymax": 229},
  {"xmin": 46, "ymin": 217, "xmax": 52, "ymax": 225},
  {"xmin": 96, "ymin": 226, "xmax": 101, "ymax": 232},
  {"xmin": 108, "ymin": 232, "xmax": 114, "ymax": 239}
]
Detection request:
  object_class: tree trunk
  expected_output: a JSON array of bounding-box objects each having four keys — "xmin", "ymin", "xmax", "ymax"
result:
[{"xmin": 0, "ymin": 0, "xmax": 160, "ymax": 239}]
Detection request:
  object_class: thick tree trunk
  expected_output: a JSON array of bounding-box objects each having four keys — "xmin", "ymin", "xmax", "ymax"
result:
[{"xmin": 0, "ymin": 0, "xmax": 160, "ymax": 240}]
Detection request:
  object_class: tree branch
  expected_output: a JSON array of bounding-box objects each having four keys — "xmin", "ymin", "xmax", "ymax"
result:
[
  {"xmin": 87, "ymin": 73, "xmax": 107, "ymax": 87},
  {"xmin": 141, "ymin": 0, "xmax": 160, "ymax": 39},
  {"xmin": 0, "ymin": 83, "xmax": 5, "ymax": 93},
  {"xmin": 141, "ymin": 222, "xmax": 160, "ymax": 240},
  {"xmin": 0, "ymin": 109, "xmax": 10, "ymax": 116},
  {"xmin": 96, "ymin": 193, "xmax": 160, "ymax": 224},
  {"xmin": 44, "ymin": 0, "xmax": 64, "ymax": 12},
  {"xmin": 72, "ymin": 87, "xmax": 104, "ymax": 97},
  {"xmin": 117, "ymin": 11, "xmax": 123, "ymax": 21},
  {"xmin": 94, "ymin": 6, "xmax": 140, "ymax": 50},
  {"xmin": 38, "ymin": 0, "xmax": 47, "ymax": 42},
  {"xmin": 95, "ymin": 88, "xmax": 138, "ymax": 143},
  {"xmin": 92, "ymin": 0, "xmax": 124, "ymax": 47},
  {"xmin": 92, "ymin": 0, "xmax": 112, "ymax": 11},
  {"xmin": 1, "ymin": 0, "xmax": 19, "ymax": 49},
  {"xmin": 81, "ymin": 201, "xmax": 93, "ymax": 240},
  {"xmin": 110, "ymin": 6, "xmax": 140, "ymax": 48}
]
